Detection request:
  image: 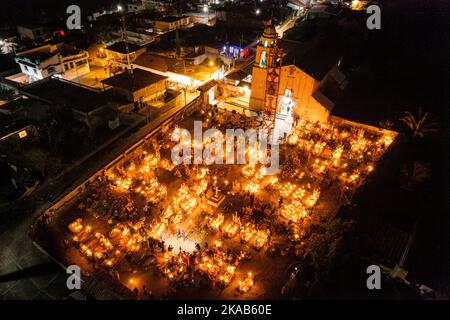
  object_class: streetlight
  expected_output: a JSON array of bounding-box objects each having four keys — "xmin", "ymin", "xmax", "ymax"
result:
[
  {"xmin": 117, "ymin": 3, "xmax": 132, "ymax": 73},
  {"xmin": 256, "ymin": 8, "xmax": 261, "ymax": 15},
  {"xmin": 203, "ymin": 5, "xmax": 209, "ymax": 21}
]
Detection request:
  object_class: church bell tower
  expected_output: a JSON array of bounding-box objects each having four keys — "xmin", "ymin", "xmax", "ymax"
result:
[{"xmin": 249, "ymin": 20, "xmax": 283, "ymax": 131}]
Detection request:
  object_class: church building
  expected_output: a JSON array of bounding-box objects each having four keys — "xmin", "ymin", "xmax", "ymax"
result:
[{"xmin": 249, "ymin": 20, "xmax": 346, "ymax": 142}]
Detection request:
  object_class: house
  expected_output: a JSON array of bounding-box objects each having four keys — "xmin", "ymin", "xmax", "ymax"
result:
[
  {"xmin": 102, "ymin": 68, "xmax": 167, "ymax": 103},
  {"xmin": 307, "ymin": 3, "xmax": 343, "ymax": 19},
  {"xmin": 12, "ymin": 44, "xmax": 89, "ymax": 84},
  {"xmin": 215, "ymin": 6, "xmax": 265, "ymax": 30},
  {"xmin": 86, "ymin": 1, "xmax": 123, "ymax": 21},
  {"xmin": 133, "ymin": 53, "xmax": 179, "ymax": 75},
  {"xmin": 111, "ymin": 30, "xmax": 156, "ymax": 46},
  {"xmin": 17, "ymin": 25, "xmax": 49, "ymax": 42},
  {"xmin": 133, "ymin": 11, "xmax": 164, "ymax": 27},
  {"xmin": 0, "ymin": 97, "xmax": 50, "ymax": 122},
  {"xmin": 127, "ymin": 1, "xmax": 147, "ymax": 13},
  {"xmin": 105, "ymin": 41, "xmax": 147, "ymax": 66},
  {"xmin": 153, "ymin": 16, "xmax": 192, "ymax": 33},
  {"xmin": 21, "ymin": 78, "xmax": 114, "ymax": 129},
  {"xmin": 179, "ymin": 24, "xmax": 255, "ymax": 63},
  {"xmin": 0, "ymin": 115, "xmax": 34, "ymax": 143},
  {"xmin": 141, "ymin": 0, "xmax": 171, "ymax": 13},
  {"xmin": 0, "ymin": 156, "xmax": 37, "ymax": 201},
  {"xmin": 219, "ymin": 43, "xmax": 252, "ymax": 60},
  {"xmin": 223, "ymin": 62, "xmax": 253, "ymax": 97},
  {"xmin": 185, "ymin": 11, "xmax": 217, "ymax": 26},
  {"xmin": 145, "ymin": 24, "xmax": 250, "ymax": 65},
  {"xmin": 133, "ymin": 53, "xmax": 210, "ymax": 87}
]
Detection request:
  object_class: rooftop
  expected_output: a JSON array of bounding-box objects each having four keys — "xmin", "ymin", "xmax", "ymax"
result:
[
  {"xmin": 156, "ymin": 15, "xmax": 190, "ymax": 23},
  {"xmin": 102, "ymin": 69, "xmax": 167, "ymax": 92},
  {"xmin": 106, "ymin": 41, "xmax": 145, "ymax": 55},
  {"xmin": 0, "ymin": 114, "xmax": 31, "ymax": 139},
  {"xmin": 0, "ymin": 98, "xmax": 31, "ymax": 115},
  {"xmin": 22, "ymin": 79, "xmax": 108, "ymax": 114},
  {"xmin": 16, "ymin": 50, "xmax": 56, "ymax": 64},
  {"xmin": 149, "ymin": 24, "xmax": 257, "ymax": 51},
  {"xmin": 133, "ymin": 53, "xmax": 180, "ymax": 73},
  {"xmin": 281, "ymin": 35, "xmax": 343, "ymax": 81},
  {"xmin": 135, "ymin": 11, "xmax": 163, "ymax": 20},
  {"xmin": 225, "ymin": 62, "xmax": 253, "ymax": 82},
  {"xmin": 16, "ymin": 44, "xmax": 86, "ymax": 64}
]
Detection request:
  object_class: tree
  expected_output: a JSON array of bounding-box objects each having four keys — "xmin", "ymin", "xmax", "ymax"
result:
[
  {"xmin": 22, "ymin": 148, "xmax": 62, "ymax": 178},
  {"xmin": 0, "ymin": 39, "xmax": 18, "ymax": 54},
  {"xmin": 303, "ymin": 219, "xmax": 354, "ymax": 283},
  {"xmin": 26, "ymin": 149, "xmax": 48, "ymax": 177},
  {"xmin": 400, "ymin": 161, "xmax": 431, "ymax": 191},
  {"xmin": 399, "ymin": 108, "xmax": 438, "ymax": 139},
  {"xmin": 379, "ymin": 119, "xmax": 394, "ymax": 130},
  {"xmin": 0, "ymin": 87, "xmax": 15, "ymax": 100}
]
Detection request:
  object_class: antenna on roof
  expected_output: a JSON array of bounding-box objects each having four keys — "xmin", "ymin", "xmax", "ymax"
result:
[{"xmin": 121, "ymin": 6, "xmax": 133, "ymax": 75}]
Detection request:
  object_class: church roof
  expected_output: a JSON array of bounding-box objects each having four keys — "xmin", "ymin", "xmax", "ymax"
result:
[{"xmin": 281, "ymin": 36, "xmax": 343, "ymax": 81}]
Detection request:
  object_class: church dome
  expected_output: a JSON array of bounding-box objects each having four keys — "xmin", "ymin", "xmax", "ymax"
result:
[{"xmin": 262, "ymin": 20, "xmax": 277, "ymax": 39}]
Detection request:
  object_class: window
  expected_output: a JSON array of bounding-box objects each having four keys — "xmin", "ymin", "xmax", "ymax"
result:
[
  {"xmin": 280, "ymin": 89, "xmax": 294, "ymax": 114},
  {"xmin": 284, "ymin": 88, "xmax": 292, "ymax": 97},
  {"xmin": 264, "ymin": 40, "xmax": 268, "ymax": 47},
  {"xmin": 234, "ymin": 48, "xmax": 239, "ymax": 59},
  {"xmin": 259, "ymin": 51, "xmax": 267, "ymax": 68}
]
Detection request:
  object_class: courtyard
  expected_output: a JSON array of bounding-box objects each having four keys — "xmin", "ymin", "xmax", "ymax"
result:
[{"xmin": 31, "ymin": 107, "xmax": 396, "ymax": 299}]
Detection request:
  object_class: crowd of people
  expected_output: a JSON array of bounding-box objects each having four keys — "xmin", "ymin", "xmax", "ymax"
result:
[{"xmin": 50, "ymin": 109, "xmax": 396, "ymax": 299}]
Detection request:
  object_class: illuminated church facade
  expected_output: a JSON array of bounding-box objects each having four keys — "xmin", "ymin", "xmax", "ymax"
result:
[{"xmin": 249, "ymin": 20, "xmax": 345, "ymax": 141}]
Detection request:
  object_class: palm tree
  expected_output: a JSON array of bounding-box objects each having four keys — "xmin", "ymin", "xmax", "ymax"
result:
[
  {"xmin": 400, "ymin": 161, "xmax": 430, "ymax": 191},
  {"xmin": 379, "ymin": 119, "xmax": 394, "ymax": 130},
  {"xmin": 399, "ymin": 108, "xmax": 438, "ymax": 139}
]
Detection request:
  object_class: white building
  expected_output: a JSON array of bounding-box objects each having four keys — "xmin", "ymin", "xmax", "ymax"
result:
[
  {"xmin": 127, "ymin": 1, "xmax": 147, "ymax": 13},
  {"xmin": 153, "ymin": 16, "xmax": 192, "ymax": 33},
  {"xmin": 111, "ymin": 30, "xmax": 156, "ymax": 46},
  {"xmin": 186, "ymin": 12, "xmax": 217, "ymax": 26},
  {"xmin": 12, "ymin": 44, "xmax": 90, "ymax": 84},
  {"xmin": 17, "ymin": 25, "xmax": 49, "ymax": 42}
]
